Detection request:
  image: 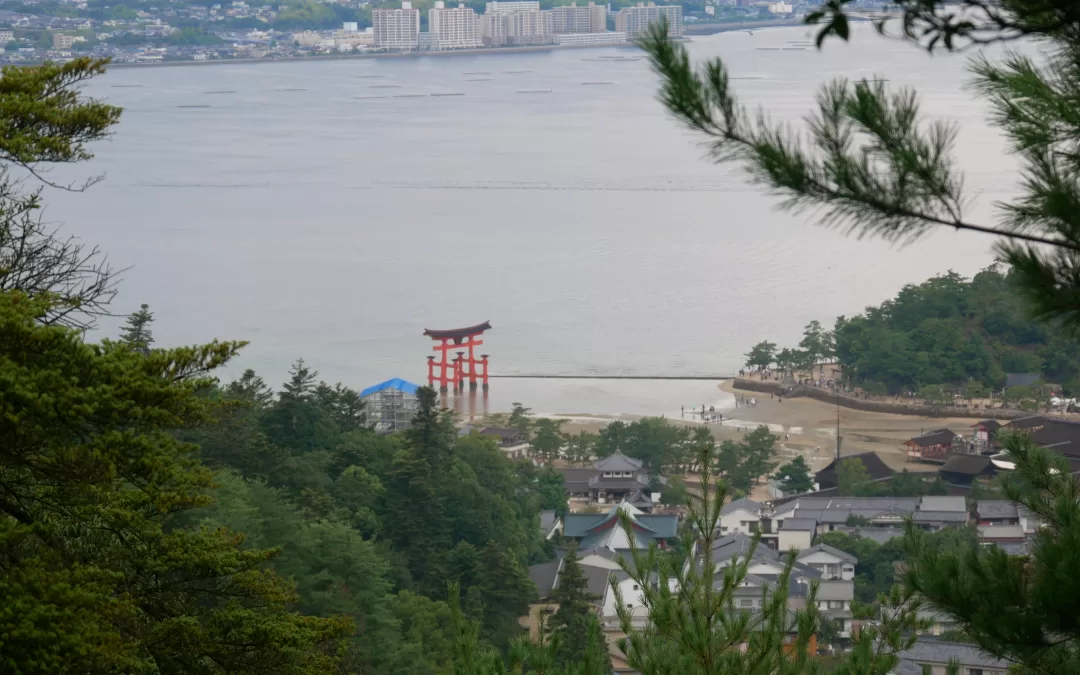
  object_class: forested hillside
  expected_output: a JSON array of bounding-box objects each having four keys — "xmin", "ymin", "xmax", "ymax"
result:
[
  {"xmin": 185, "ymin": 364, "xmax": 565, "ymax": 672},
  {"xmin": 833, "ymin": 266, "xmax": 1080, "ymax": 394}
]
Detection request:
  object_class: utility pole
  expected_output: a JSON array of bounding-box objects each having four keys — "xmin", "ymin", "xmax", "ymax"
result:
[{"xmin": 835, "ymin": 389, "xmax": 842, "ymax": 463}]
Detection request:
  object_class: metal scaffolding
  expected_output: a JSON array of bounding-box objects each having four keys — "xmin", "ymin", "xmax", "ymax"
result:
[{"xmin": 360, "ymin": 378, "xmax": 421, "ymax": 433}]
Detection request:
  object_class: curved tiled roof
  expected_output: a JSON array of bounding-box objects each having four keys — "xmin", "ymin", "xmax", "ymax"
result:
[{"xmin": 422, "ymin": 321, "xmax": 492, "ymax": 339}]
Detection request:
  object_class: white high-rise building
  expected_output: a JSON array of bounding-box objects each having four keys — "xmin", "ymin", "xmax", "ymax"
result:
[
  {"xmin": 614, "ymin": 2, "xmax": 682, "ymax": 37},
  {"xmin": 429, "ymin": 1, "xmax": 482, "ymax": 49},
  {"xmin": 481, "ymin": 0, "xmax": 552, "ymax": 45},
  {"xmin": 373, "ymin": 1, "xmax": 420, "ymax": 50},
  {"xmin": 551, "ymin": 1, "xmax": 606, "ymax": 34},
  {"xmin": 504, "ymin": 8, "xmax": 553, "ymax": 44},
  {"xmin": 485, "ymin": 0, "xmax": 540, "ymax": 14}
]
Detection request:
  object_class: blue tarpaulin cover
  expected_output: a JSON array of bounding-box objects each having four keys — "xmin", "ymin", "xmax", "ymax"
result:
[{"xmin": 360, "ymin": 378, "xmax": 421, "ymax": 398}]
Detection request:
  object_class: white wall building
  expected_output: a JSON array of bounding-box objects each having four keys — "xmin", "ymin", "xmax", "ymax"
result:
[
  {"xmin": 613, "ymin": 2, "xmax": 682, "ymax": 38},
  {"xmin": 718, "ymin": 497, "xmax": 763, "ymax": 536},
  {"xmin": 429, "ymin": 1, "xmax": 482, "ymax": 49},
  {"xmin": 481, "ymin": 1, "xmax": 551, "ymax": 45},
  {"xmin": 0, "ymin": 31, "xmax": 14, "ymax": 43},
  {"xmin": 373, "ymin": 1, "xmax": 420, "ymax": 50},
  {"xmin": 550, "ymin": 1, "xmax": 606, "ymax": 34},
  {"xmin": 485, "ymin": 0, "xmax": 540, "ymax": 14},
  {"xmin": 768, "ymin": 1, "xmax": 792, "ymax": 13},
  {"xmin": 795, "ymin": 544, "xmax": 857, "ymax": 581},
  {"xmin": 503, "ymin": 7, "xmax": 553, "ymax": 44}
]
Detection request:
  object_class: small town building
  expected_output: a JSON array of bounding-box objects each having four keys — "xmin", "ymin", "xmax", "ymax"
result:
[
  {"xmin": 896, "ymin": 638, "xmax": 1009, "ymax": 675},
  {"xmin": 459, "ymin": 424, "xmax": 530, "ymax": 457},
  {"xmin": 795, "ymin": 543, "xmax": 856, "ymax": 581},
  {"xmin": 718, "ymin": 496, "xmax": 763, "ymax": 536}
]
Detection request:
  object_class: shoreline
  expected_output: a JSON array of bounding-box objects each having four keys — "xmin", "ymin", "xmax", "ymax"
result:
[{"xmin": 106, "ymin": 40, "xmax": 648, "ymax": 70}]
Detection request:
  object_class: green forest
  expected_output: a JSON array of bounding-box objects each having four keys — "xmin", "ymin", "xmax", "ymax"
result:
[
  {"xmin": 752, "ymin": 266, "xmax": 1080, "ymax": 396},
  {"xmin": 833, "ymin": 267, "xmax": 1080, "ymax": 394},
  {"xmin": 7, "ymin": 297, "xmax": 571, "ymax": 673},
  {"xmin": 186, "ymin": 361, "xmax": 570, "ymax": 672}
]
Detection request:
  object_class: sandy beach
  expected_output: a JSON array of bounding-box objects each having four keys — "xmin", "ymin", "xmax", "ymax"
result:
[{"xmin": 529, "ymin": 379, "xmax": 984, "ymax": 499}]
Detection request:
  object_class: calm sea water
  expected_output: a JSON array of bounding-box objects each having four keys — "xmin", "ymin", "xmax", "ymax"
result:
[{"xmin": 44, "ymin": 26, "xmax": 1016, "ymax": 414}]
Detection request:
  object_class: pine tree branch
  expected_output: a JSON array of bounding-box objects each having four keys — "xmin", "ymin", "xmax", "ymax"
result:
[{"xmin": 639, "ymin": 23, "xmax": 1080, "ymax": 254}]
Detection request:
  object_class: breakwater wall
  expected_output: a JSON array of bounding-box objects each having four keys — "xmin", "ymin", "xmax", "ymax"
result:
[{"xmin": 732, "ymin": 378, "xmax": 1032, "ymax": 420}]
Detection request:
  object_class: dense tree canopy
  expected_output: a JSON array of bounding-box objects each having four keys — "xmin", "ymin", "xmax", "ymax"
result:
[{"xmin": 748, "ymin": 266, "xmax": 1080, "ymax": 394}]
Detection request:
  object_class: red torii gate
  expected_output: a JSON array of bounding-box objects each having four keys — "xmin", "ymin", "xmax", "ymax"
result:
[{"xmin": 424, "ymin": 321, "xmax": 491, "ymax": 394}]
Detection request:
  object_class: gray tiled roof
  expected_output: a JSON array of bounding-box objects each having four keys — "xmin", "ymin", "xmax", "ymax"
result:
[
  {"xmin": 897, "ymin": 639, "xmax": 1008, "ymax": 671},
  {"xmin": 722, "ymin": 496, "xmax": 762, "ymax": 516},
  {"xmin": 816, "ymin": 580, "xmax": 854, "ymax": 601},
  {"xmin": 593, "ymin": 451, "xmax": 643, "ymax": 472},
  {"xmin": 979, "ymin": 524, "xmax": 1025, "ymax": 540},
  {"xmin": 529, "ymin": 554, "xmax": 564, "ymax": 598},
  {"xmin": 919, "ymin": 496, "xmax": 966, "ymax": 512},
  {"xmin": 976, "ymin": 500, "xmax": 1019, "ymax": 520},
  {"xmin": 912, "ymin": 510, "xmax": 969, "ymax": 524},
  {"xmin": 796, "ymin": 543, "xmax": 857, "ymax": 564},
  {"xmin": 781, "ymin": 518, "xmax": 818, "ymax": 531},
  {"xmin": 539, "ymin": 510, "xmax": 558, "ymax": 534},
  {"xmin": 841, "ymin": 526, "xmax": 906, "ymax": 544}
]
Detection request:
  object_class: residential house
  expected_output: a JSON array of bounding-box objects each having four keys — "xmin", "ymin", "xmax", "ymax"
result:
[
  {"xmin": 781, "ymin": 495, "xmax": 967, "ymax": 538},
  {"xmin": 904, "ymin": 428, "xmax": 958, "ymax": 462},
  {"xmin": 815, "ymin": 580, "xmax": 855, "ymax": 636},
  {"xmin": 974, "ymin": 500, "xmax": 1019, "ymax": 526},
  {"xmin": 778, "ymin": 518, "xmax": 817, "ymax": 551},
  {"xmin": 814, "ymin": 451, "xmax": 895, "ymax": 491},
  {"xmin": 709, "ymin": 533, "xmax": 856, "ymax": 635},
  {"xmin": 560, "ymin": 502, "xmax": 679, "ymax": 553},
  {"xmin": 978, "ymin": 524, "xmax": 1026, "ymax": 544},
  {"xmin": 911, "ymin": 496, "xmax": 969, "ymax": 531},
  {"xmin": 893, "ymin": 638, "xmax": 1009, "ymax": 675},
  {"xmin": 795, "ymin": 543, "xmax": 856, "ymax": 581},
  {"xmin": 465, "ymin": 425, "xmax": 530, "ymax": 457},
  {"xmin": 718, "ymin": 496, "xmax": 763, "ymax": 535}
]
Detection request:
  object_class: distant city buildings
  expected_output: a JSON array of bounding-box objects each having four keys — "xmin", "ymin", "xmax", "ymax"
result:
[
  {"xmin": 372, "ymin": 1, "xmax": 420, "ymax": 51},
  {"xmin": 614, "ymin": 2, "xmax": 683, "ymax": 38},
  {"xmin": 551, "ymin": 2, "xmax": 606, "ymax": 35},
  {"xmin": 429, "ymin": 1, "xmax": 482, "ymax": 50},
  {"xmin": 481, "ymin": 0, "xmax": 551, "ymax": 46},
  {"xmin": 52, "ymin": 33, "xmax": 74, "ymax": 49}
]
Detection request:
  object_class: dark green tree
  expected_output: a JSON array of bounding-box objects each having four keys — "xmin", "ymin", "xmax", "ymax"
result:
[
  {"xmin": 773, "ymin": 455, "xmax": 814, "ymax": 494},
  {"xmin": 0, "ymin": 294, "xmax": 353, "ymax": 674},
  {"xmin": 799, "ymin": 320, "xmax": 831, "ymax": 375},
  {"xmin": 118, "ymin": 302, "xmax": 153, "ymax": 353},
  {"xmin": 744, "ymin": 340, "xmax": 777, "ymax": 370},
  {"xmin": 532, "ymin": 418, "xmax": 566, "ymax": 462},
  {"xmin": 837, "ymin": 457, "xmax": 876, "ymax": 496},
  {"xmin": 508, "ymin": 402, "xmax": 534, "ymax": 440},
  {"xmin": 536, "ymin": 466, "xmax": 569, "ymax": 517},
  {"xmin": 548, "ymin": 546, "xmax": 602, "ymax": 669}
]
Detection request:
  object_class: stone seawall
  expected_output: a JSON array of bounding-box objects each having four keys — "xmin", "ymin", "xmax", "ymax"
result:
[{"xmin": 731, "ymin": 378, "xmax": 1030, "ymax": 420}]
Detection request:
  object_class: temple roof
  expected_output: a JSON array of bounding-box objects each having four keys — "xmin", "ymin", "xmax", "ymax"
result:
[
  {"xmin": 423, "ymin": 321, "xmax": 492, "ymax": 340},
  {"xmin": 593, "ymin": 450, "xmax": 643, "ymax": 472}
]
